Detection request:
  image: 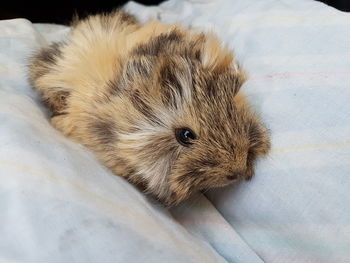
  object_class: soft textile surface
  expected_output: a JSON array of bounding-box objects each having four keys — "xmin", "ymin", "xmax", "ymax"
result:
[{"xmin": 1, "ymin": 0, "xmax": 350, "ymax": 262}]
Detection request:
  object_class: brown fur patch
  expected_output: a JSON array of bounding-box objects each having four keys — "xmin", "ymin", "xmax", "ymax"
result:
[
  {"xmin": 118, "ymin": 11, "xmax": 138, "ymax": 25},
  {"xmin": 29, "ymin": 42, "xmax": 64, "ymax": 83},
  {"xmin": 133, "ymin": 30, "xmax": 184, "ymax": 57},
  {"xmin": 37, "ymin": 42, "xmax": 62, "ymax": 65},
  {"xmin": 46, "ymin": 90, "xmax": 70, "ymax": 116},
  {"xmin": 125, "ymin": 56, "xmax": 155, "ymax": 81},
  {"xmin": 105, "ymin": 79, "xmax": 121, "ymax": 98},
  {"xmin": 89, "ymin": 119, "xmax": 116, "ymax": 144},
  {"xmin": 130, "ymin": 90, "xmax": 163, "ymax": 125}
]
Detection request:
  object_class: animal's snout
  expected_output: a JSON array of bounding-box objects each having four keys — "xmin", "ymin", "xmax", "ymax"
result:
[{"xmin": 226, "ymin": 170, "xmax": 246, "ymax": 180}]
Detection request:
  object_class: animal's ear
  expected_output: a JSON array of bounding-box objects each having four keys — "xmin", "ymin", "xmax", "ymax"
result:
[
  {"xmin": 231, "ymin": 66, "xmax": 248, "ymax": 97},
  {"xmin": 191, "ymin": 32, "xmax": 247, "ymax": 96},
  {"xmin": 197, "ymin": 33, "xmax": 234, "ymax": 73},
  {"xmin": 205, "ymin": 67, "xmax": 247, "ymax": 99}
]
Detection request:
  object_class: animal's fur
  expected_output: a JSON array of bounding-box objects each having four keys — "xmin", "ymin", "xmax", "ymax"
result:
[{"xmin": 29, "ymin": 10, "xmax": 270, "ymax": 206}]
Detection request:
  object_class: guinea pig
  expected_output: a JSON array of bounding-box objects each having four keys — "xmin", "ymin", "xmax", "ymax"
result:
[{"xmin": 28, "ymin": 10, "xmax": 270, "ymax": 206}]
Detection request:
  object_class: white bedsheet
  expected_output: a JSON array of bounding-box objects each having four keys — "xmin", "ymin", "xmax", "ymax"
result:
[{"xmin": 1, "ymin": 0, "xmax": 350, "ymax": 262}]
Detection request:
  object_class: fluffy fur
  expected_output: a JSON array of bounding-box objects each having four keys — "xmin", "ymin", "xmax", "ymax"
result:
[{"xmin": 29, "ymin": 10, "xmax": 270, "ymax": 206}]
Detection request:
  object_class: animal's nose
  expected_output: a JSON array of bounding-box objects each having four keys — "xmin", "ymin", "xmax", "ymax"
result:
[
  {"xmin": 226, "ymin": 170, "xmax": 245, "ymax": 180},
  {"xmin": 226, "ymin": 175, "xmax": 238, "ymax": 180}
]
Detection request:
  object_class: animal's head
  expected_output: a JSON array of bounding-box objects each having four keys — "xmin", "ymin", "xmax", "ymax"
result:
[{"xmin": 105, "ymin": 29, "xmax": 270, "ymax": 205}]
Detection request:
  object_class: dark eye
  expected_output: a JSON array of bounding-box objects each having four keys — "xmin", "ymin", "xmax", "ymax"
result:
[{"xmin": 175, "ymin": 128, "xmax": 196, "ymax": 147}]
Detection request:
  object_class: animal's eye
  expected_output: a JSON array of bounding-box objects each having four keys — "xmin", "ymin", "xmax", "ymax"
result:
[{"xmin": 175, "ymin": 128, "xmax": 196, "ymax": 147}]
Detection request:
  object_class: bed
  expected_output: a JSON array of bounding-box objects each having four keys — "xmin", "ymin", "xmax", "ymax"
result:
[{"xmin": 1, "ymin": 0, "xmax": 349, "ymax": 262}]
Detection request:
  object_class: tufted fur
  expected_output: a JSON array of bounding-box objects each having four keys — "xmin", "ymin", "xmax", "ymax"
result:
[{"xmin": 29, "ymin": 10, "xmax": 270, "ymax": 206}]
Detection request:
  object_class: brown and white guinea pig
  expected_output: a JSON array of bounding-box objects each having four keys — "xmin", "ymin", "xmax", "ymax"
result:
[{"xmin": 28, "ymin": 10, "xmax": 270, "ymax": 206}]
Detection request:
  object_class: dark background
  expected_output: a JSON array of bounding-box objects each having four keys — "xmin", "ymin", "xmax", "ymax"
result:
[{"xmin": 0, "ymin": 0, "xmax": 349, "ymax": 24}]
